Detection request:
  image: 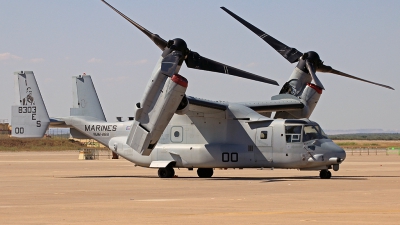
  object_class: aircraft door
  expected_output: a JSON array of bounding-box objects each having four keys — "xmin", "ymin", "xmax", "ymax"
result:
[{"xmin": 254, "ymin": 127, "xmax": 273, "ymax": 165}]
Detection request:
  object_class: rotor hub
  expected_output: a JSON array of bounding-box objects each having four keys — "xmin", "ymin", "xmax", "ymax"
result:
[
  {"xmin": 297, "ymin": 51, "xmax": 323, "ymax": 73},
  {"xmin": 302, "ymin": 51, "xmax": 322, "ymax": 66},
  {"xmin": 167, "ymin": 38, "xmax": 188, "ymax": 54}
]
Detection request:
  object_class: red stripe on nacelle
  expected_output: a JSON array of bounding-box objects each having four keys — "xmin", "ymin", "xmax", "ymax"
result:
[
  {"xmin": 171, "ymin": 74, "xmax": 188, "ymax": 88},
  {"xmin": 307, "ymin": 83, "xmax": 323, "ymax": 94}
]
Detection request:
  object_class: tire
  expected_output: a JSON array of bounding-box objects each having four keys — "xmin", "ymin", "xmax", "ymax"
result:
[
  {"xmin": 158, "ymin": 167, "xmax": 175, "ymax": 178},
  {"xmin": 158, "ymin": 168, "xmax": 168, "ymax": 178},
  {"xmin": 326, "ymin": 170, "xmax": 332, "ymax": 179},
  {"xmin": 169, "ymin": 166, "xmax": 175, "ymax": 177},
  {"xmin": 197, "ymin": 168, "xmax": 214, "ymax": 178},
  {"xmin": 319, "ymin": 170, "xmax": 331, "ymax": 179}
]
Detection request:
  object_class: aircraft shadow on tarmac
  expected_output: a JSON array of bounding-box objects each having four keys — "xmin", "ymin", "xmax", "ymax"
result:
[{"xmin": 61, "ymin": 175, "xmax": 400, "ymax": 181}]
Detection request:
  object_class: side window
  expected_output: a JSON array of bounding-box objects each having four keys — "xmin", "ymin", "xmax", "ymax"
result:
[
  {"xmin": 260, "ymin": 131, "xmax": 268, "ymax": 139},
  {"xmin": 285, "ymin": 125, "xmax": 302, "ymax": 143},
  {"xmin": 170, "ymin": 126, "xmax": 183, "ymax": 143},
  {"xmin": 256, "ymin": 127, "xmax": 272, "ymax": 147}
]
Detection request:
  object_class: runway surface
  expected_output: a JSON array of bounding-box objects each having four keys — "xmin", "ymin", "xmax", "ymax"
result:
[{"xmin": 1, "ymin": 151, "xmax": 399, "ymax": 224}]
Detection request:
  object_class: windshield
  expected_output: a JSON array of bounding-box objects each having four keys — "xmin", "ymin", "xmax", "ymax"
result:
[{"xmin": 302, "ymin": 125, "xmax": 328, "ymax": 142}]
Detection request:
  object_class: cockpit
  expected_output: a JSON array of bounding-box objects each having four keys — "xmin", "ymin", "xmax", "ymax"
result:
[{"xmin": 284, "ymin": 120, "xmax": 328, "ymax": 143}]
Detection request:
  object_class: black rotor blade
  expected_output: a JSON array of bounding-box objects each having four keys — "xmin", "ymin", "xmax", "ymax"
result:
[
  {"xmin": 318, "ymin": 65, "xmax": 394, "ymax": 90},
  {"xmin": 101, "ymin": 0, "xmax": 167, "ymax": 51},
  {"xmin": 305, "ymin": 60, "xmax": 325, "ymax": 90},
  {"xmin": 221, "ymin": 7, "xmax": 303, "ymax": 63},
  {"xmin": 185, "ymin": 51, "xmax": 279, "ymax": 85}
]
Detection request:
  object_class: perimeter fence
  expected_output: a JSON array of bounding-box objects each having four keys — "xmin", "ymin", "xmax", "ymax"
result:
[
  {"xmin": 45, "ymin": 128, "xmax": 70, "ymax": 139},
  {"xmin": 344, "ymin": 147, "xmax": 400, "ymax": 156}
]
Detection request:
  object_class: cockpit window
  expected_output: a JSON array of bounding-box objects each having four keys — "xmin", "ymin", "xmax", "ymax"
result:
[
  {"xmin": 303, "ymin": 125, "xmax": 328, "ymax": 142},
  {"xmin": 285, "ymin": 125, "xmax": 302, "ymax": 143}
]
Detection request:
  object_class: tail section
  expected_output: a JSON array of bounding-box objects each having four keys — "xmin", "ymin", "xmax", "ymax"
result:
[
  {"xmin": 11, "ymin": 71, "xmax": 50, "ymax": 137},
  {"xmin": 70, "ymin": 75, "xmax": 106, "ymax": 121},
  {"xmin": 69, "ymin": 74, "xmax": 106, "ymax": 139}
]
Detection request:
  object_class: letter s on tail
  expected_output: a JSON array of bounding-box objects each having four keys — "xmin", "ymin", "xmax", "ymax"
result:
[{"xmin": 11, "ymin": 71, "xmax": 50, "ymax": 138}]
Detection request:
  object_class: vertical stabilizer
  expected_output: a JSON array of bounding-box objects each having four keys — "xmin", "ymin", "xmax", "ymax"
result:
[
  {"xmin": 11, "ymin": 71, "xmax": 50, "ymax": 137},
  {"xmin": 70, "ymin": 75, "xmax": 106, "ymax": 121}
]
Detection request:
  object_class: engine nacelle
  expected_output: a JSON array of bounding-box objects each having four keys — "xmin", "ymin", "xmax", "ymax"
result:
[
  {"xmin": 127, "ymin": 74, "xmax": 188, "ymax": 156},
  {"xmin": 275, "ymin": 82, "xmax": 322, "ymax": 119},
  {"xmin": 175, "ymin": 95, "xmax": 189, "ymax": 115},
  {"xmin": 300, "ymin": 83, "xmax": 322, "ymax": 118}
]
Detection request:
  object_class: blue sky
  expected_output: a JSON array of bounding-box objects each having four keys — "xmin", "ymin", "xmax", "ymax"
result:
[{"xmin": 0, "ymin": 0, "xmax": 399, "ymax": 130}]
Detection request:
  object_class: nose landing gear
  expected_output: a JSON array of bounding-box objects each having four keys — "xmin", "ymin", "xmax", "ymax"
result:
[
  {"xmin": 197, "ymin": 168, "xmax": 214, "ymax": 178},
  {"xmin": 319, "ymin": 169, "xmax": 332, "ymax": 179}
]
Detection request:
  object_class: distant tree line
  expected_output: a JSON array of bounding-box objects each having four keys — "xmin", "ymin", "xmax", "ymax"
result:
[{"xmin": 328, "ymin": 133, "xmax": 400, "ymax": 140}]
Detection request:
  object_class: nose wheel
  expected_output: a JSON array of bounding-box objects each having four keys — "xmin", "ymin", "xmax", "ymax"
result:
[
  {"xmin": 319, "ymin": 170, "xmax": 331, "ymax": 179},
  {"xmin": 197, "ymin": 168, "xmax": 214, "ymax": 178}
]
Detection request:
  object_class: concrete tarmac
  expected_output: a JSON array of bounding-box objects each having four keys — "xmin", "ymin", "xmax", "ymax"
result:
[{"xmin": 1, "ymin": 151, "xmax": 400, "ymax": 224}]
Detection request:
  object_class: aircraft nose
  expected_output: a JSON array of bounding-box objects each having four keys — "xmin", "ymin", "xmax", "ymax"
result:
[
  {"xmin": 322, "ymin": 141, "xmax": 346, "ymax": 162},
  {"xmin": 336, "ymin": 147, "xmax": 346, "ymax": 162}
]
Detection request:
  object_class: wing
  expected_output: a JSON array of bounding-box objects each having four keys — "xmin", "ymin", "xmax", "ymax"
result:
[
  {"xmin": 187, "ymin": 96, "xmax": 228, "ymax": 114},
  {"xmin": 187, "ymin": 94, "xmax": 303, "ymax": 114},
  {"xmin": 238, "ymin": 94, "xmax": 304, "ymax": 113}
]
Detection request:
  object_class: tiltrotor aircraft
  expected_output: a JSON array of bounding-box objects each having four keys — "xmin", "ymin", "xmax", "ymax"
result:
[{"xmin": 11, "ymin": 1, "xmax": 393, "ymax": 179}]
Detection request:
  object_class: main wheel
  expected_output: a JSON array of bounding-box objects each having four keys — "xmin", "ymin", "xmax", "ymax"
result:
[
  {"xmin": 197, "ymin": 168, "xmax": 214, "ymax": 178},
  {"xmin": 319, "ymin": 170, "xmax": 331, "ymax": 179},
  {"xmin": 158, "ymin": 167, "xmax": 175, "ymax": 178},
  {"xmin": 169, "ymin": 167, "xmax": 175, "ymax": 177}
]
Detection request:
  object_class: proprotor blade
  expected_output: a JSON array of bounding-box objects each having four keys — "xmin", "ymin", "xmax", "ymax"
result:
[
  {"xmin": 221, "ymin": 7, "xmax": 303, "ymax": 63},
  {"xmin": 102, "ymin": 1, "xmax": 278, "ymax": 86},
  {"xmin": 318, "ymin": 65, "xmax": 394, "ymax": 90},
  {"xmin": 185, "ymin": 51, "xmax": 279, "ymax": 85},
  {"xmin": 101, "ymin": 0, "xmax": 167, "ymax": 50},
  {"xmin": 305, "ymin": 60, "xmax": 325, "ymax": 90}
]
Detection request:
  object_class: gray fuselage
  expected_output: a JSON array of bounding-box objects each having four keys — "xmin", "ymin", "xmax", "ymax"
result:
[{"xmin": 65, "ymin": 103, "xmax": 346, "ymax": 171}]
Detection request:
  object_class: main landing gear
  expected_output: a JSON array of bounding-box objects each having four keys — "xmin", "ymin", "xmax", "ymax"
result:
[
  {"xmin": 158, "ymin": 167, "xmax": 215, "ymax": 178},
  {"xmin": 158, "ymin": 166, "xmax": 175, "ymax": 178},
  {"xmin": 197, "ymin": 168, "xmax": 214, "ymax": 178},
  {"xmin": 319, "ymin": 169, "xmax": 332, "ymax": 179}
]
